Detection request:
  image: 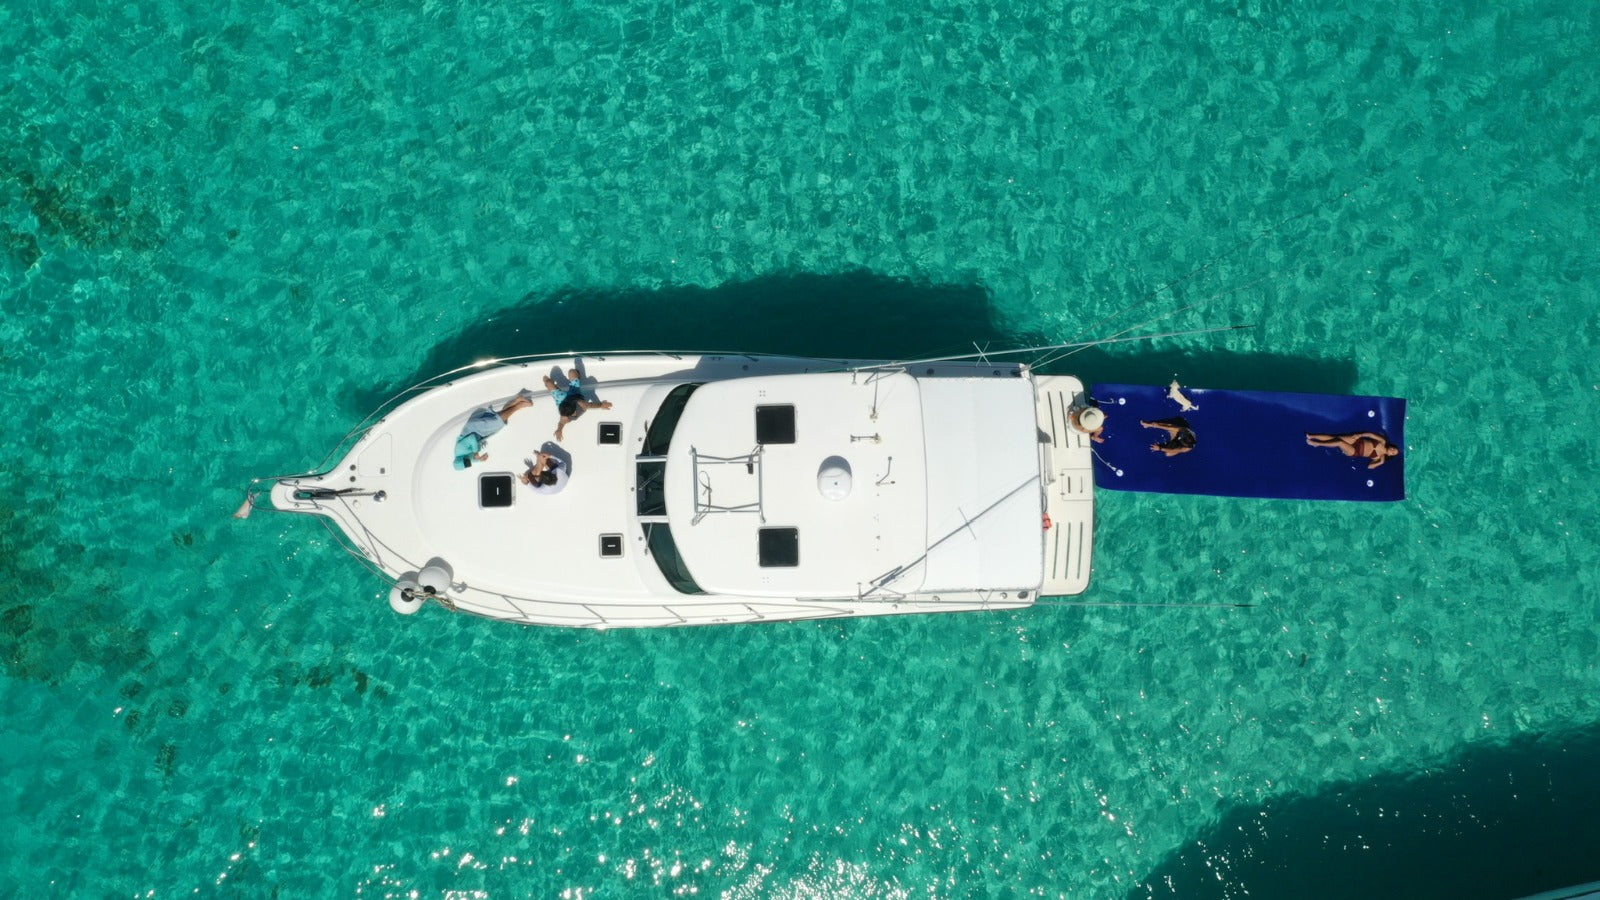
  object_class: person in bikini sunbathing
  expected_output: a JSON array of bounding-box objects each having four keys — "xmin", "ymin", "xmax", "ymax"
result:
[{"xmin": 1305, "ymin": 431, "xmax": 1399, "ymax": 469}]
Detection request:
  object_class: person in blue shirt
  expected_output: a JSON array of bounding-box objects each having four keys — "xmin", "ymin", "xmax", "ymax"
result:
[
  {"xmin": 452, "ymin": 392, "xmax": 534, "ymax": 469},
  {"xmin": 544, "ymin": 369, "xmax": 613, "ymax": 441}
]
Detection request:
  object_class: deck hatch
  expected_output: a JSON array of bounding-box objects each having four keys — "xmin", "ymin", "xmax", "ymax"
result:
[
  {"xmin": 599, "ymin": 534, "xmax": 623, "ymax": 557},
  {"xmin": 479, "ymin": 474, "xmax": 515, "ymax": 508},
  {"xmin": 755, "ymin": 405, "xmax": 796, "ymax": 444},
  {"xmin": 598, "ymin": 422, "xmax": 622, "ymax": 444},
  {"xmin": 758, "ymin": 527, "xmax": 799, "ymax": 567}
]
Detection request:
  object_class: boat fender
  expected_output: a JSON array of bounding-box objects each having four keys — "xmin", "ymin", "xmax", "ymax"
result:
[
  {"xmin": 389, "ymin": 580, "xmax": 425, "ymax": 615},
  {"xmin": 417, "ymin": 564, "xmax": 451, "ymax": 594}
]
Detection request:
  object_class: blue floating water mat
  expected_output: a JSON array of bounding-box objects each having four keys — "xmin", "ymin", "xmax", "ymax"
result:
[{"xmin": 1087, "ymin": 383, "xmax": 1407, "ymax": 502}]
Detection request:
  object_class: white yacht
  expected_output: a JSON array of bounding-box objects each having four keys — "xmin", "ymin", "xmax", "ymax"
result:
[{"xmin": 245, "ymin": 352, "xmax": 1097, "ymax": 627}]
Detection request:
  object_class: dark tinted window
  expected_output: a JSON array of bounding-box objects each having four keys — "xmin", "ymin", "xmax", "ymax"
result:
[
  {"xmin": 641, "ymin": 383, "xmax": 702, "ymax": 456},
  {"xmin": 635, "ymin": 460, "xmax": 667, "ymax": 516},
  {"xmin": 643, "ymin": 523, "xmax": 704, "ymax": 594}
]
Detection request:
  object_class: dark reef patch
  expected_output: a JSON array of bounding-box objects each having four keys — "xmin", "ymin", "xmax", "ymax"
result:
[
  {"xmin": 268, "ymin": 657, "xmax": 388, "ymax": 701},
  {"xmin": 0, "ymin": 133, "xmax": 166, "ymax": 259},
  {"xmin": 0, "ymin": 478, "xmax": 151, "ymax": 688}
]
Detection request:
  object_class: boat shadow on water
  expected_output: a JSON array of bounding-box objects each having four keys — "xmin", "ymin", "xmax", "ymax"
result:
[
  {"xmin": 357, "ymin": 269, "xmax": 1359, "ymax": 412},
  {"xmin": 1131, "ymin": 722, "xmax": 1600, "ymax": 900},
  {"xmin": 357, "ymin": 270, "xmax": 1011, "ymax": 410}
]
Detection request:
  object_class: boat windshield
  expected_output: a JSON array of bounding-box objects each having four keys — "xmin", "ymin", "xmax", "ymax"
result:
[
  {"xmin": 641, "ymin": 383, "xmax": 702, "ymax": 456},
  {"xmin": 643, "ymin": 523, "xmax": 704, "ymax": 594},
  {"xmin": 635, "ymin": 460, "xmax": 666, "ymax": 516}
]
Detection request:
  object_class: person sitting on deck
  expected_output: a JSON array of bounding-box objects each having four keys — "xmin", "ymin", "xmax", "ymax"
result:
[
  {"xmin": 452, "ymin": 392, "xmax": 534, "ymax": 469},
  {"xmin": 1141, "ymin": 417, "xmax": 1197, "ymax": 456},
  {"xmin": 545, "ymin": 369, "xmax": 613, "ymax": 441},
  {"xmin": 1306, "ymin": 431, "xmax": 1400, "ymax": 469},
  {"xmin": 1071, "ymin": 405, "xmax": 1106, "ymax": 443},
  {"xmin": 518, "ymin": 451, "xmax": 569, "ymax": 494}
]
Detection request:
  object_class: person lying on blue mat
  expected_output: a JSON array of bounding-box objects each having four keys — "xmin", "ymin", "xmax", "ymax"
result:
[
  {"xmin": 1142, "ymin": 417, "xmax": 1197, "ymax": 456},
  {"xmin": 1306, "ymin": 432, "xmax": 1400, "ymax": 469}
]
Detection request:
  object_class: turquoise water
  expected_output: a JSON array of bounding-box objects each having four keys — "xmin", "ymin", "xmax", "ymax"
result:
[{"xmin": 3, "ymin": 0, "xmax": 1598, "ymax": 894}]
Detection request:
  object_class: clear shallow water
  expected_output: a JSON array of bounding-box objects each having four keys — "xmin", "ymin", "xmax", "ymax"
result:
[{"xmin": 3, "ymin": 0, "xmax": 1598, "ymax": 895}]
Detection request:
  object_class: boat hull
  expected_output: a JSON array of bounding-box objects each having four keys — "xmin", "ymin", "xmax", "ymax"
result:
[{"xmin": 264, "ymin": 352, "xmax": 1096, "ymax": 627}]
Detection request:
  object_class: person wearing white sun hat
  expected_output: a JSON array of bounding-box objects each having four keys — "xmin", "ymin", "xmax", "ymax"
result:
[{"xmin": 1071, "ymin": 404, "xmax": 1106, "ymax": 443}]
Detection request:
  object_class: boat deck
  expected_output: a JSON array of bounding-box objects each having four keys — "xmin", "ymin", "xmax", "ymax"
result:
[
  {"xmin": 1036, "ymin": 375, "xmax": 1096, "ymax": 597},
  {"xmin": 266, "ymin": 354, "xmax": 1097, "ymax": 626}
]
